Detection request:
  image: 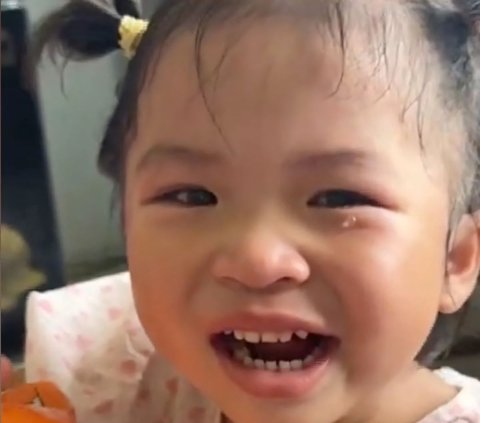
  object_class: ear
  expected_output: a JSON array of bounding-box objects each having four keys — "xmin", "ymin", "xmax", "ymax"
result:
[{"xmin": 440, "ymin": 213, "xmax": 480, "ymax": 314}]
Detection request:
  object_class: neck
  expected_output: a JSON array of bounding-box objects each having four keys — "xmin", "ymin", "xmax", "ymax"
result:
[{"xmin": 343, "ymin": 365, "xmax": 457, "ymax": 423}]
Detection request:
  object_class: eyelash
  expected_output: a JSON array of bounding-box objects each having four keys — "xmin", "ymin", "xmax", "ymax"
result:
[
  {"xmin": 150, "ymin": 187, "xmax": 218, "ymax": 207},
  {"xmin": 307, "ymin": 189, "xmax": 380, "ymax": 208},
  {"xmin": 149, "ymin": 187, "xmax": 379, "ymax": 209}
]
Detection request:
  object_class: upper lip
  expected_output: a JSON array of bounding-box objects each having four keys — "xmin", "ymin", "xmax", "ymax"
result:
[{"xmin": 209, "ymin": 311, "xmax": 334, "ymax": 336}]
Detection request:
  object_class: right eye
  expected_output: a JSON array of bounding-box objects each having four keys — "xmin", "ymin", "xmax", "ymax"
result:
[{"xmin": 150, "ymin": 187, "xmax": 218, "ymax": 207}]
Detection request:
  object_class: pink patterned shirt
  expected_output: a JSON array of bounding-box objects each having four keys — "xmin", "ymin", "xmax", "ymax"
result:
[
  {"xmin": 24, "ymin": 273, "xmax": 480, "ymax": 423},
  {"xmin": 419, "ymin": 368, "xmax": 480, "ymax": 423}
]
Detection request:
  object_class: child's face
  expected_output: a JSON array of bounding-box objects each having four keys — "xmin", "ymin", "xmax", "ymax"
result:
[{"xmin": 124, "ymin": 23, "xmax": 464, "ymax": 422}]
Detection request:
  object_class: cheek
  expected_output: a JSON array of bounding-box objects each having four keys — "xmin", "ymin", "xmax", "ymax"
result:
[
  {"xmin": 124, "ymin": 207, "xmax": 215, "ymax": 355},
  {"xmin": 125, "ymin": 219, "xmax": 191, "ymax": 345},
  {"xmin": 322, "ymin": 216, "xmax": 447, "ymax": 380}
]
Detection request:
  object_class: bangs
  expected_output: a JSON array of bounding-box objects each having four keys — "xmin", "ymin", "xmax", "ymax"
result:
[{"xmin": 105, "ymin": 0, "xmax": 433, "ymax": 177}]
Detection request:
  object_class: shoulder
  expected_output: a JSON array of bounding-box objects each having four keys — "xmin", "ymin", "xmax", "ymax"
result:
[
  {"xmin": 435, "ymin": 367, "xmax": 480, "ymax": 392},
  {"xmin": 24, "ymin": 273, "xmax": 153, "ymax": 422},
  {"xmin": 418, "ymin": 367, "xmax": 480, "ymax": 423}
]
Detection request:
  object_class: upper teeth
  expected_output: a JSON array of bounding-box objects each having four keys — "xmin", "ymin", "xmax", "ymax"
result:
[{"xmin": 231, "ymin": 330, "xmax": 309, "ymax": 343}]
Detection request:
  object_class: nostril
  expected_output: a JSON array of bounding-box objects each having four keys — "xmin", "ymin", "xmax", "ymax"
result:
[{"xmin": 212, "ymin": 253, "xmax": 310, "ymax": 290}]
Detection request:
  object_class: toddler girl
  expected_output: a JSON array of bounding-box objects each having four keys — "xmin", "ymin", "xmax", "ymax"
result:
[{"xmin": 31, "ymin": 0, "xmax": 480, "ymax": 422}]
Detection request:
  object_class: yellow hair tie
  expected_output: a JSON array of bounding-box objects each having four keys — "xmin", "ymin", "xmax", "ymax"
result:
[{"xmin": 119, "ymin": 15, "xmax": 149, "ymax": 59}]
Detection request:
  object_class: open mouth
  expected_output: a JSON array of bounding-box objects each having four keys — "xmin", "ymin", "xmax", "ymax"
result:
[{"xmin": 211, "ymin": 330, "xmax": 337, "ymax": 372}]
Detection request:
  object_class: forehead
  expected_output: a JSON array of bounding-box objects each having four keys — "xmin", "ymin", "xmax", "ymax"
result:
[
  {"xmin": 139, "ymin": 2, "xmax": 426, "ymax": 104},
  {"xmin": 130, "ymin": 17, "xmax": 441, "ymax": 168}
]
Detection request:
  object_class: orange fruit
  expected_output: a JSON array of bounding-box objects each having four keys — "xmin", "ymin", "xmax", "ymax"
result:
[
  {"xmin": 2, "ymin": 404, "xmax": 75, "ymax": 423},
  {"xmin": 2, "ymin": 382, "xmax": 75, "ymax": 423}
]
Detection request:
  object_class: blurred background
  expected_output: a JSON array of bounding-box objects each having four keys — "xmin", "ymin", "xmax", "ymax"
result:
[
  {"xmin": 1, "ymin": 0, "xmax": 478, "ymax": 375},
  {"xmin": 1, "ymin": 0, "xmax": 134, "ymax": 357}
]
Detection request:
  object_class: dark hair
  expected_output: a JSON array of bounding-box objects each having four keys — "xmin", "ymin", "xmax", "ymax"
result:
[{"xmin": 33, "ymin": 0, "xmax": 480, "ymax": 364}]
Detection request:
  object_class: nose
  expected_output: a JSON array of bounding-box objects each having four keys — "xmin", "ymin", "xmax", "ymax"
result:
[{"xmin": 211, "ymin": 226, "xmax": 310, "ymax": 290}]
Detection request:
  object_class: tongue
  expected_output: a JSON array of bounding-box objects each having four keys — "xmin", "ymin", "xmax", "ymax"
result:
[{"xmin": 246, "ymin": 337, "xmax": 319, "ymax": 361}]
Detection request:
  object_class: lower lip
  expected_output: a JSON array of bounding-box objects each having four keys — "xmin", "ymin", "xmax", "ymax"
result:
[{"xmin": 214, "ymin": 348, "xmax": 334, "ymax": 399}]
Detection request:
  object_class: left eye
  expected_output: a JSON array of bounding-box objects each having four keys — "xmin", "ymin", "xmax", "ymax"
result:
[{"xmin": 307, "ymin": 189, "xmax": 379, "ymax": 208}]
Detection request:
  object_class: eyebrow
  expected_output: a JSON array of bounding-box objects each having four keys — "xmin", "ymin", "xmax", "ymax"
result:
[
  {"xmin": 135, "ymin": 143, "xmax": 388, "ymax": 175},
  {"xmin": 287, "ymin": 149, "xmax": 387, "ymax": 171},
  {"xmin": 135, "ymin": 144, "xmax": 223, "ymax": 174}
]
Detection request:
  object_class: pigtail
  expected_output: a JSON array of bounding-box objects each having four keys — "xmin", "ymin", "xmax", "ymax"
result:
[
  {"xmin": 449, "ymin": 1, "xmax": 480, "ymax": 215},
  {"xmin": 113, "ymin": 0, "xmax": 140, "ymax": 18},
  {"xmin": 32, "ymin": 0, "xmax": 140, "ymax": 64},
  {"xmin": 461, "ymin": 0, "xmax": 480, "ymax": 215},
  {"xmin": 454, "ymin": 0, "xmax": 480, "ymax": 31}
]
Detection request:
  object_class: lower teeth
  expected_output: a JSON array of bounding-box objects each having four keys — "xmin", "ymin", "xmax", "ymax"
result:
[{"xmin": 232, "ymin": 347, "xmax": 320, "ymax": 372}]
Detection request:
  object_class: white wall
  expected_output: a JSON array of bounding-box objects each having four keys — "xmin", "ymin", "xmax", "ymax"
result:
[{"xmin": 25, "ymin": 0, "xmax": 125, "ymax": 266}]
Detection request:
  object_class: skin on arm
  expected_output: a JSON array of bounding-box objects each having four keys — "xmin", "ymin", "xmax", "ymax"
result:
[{"xmin": 1, "ymin": 356, "xmax": 13, "ymax": 390}]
